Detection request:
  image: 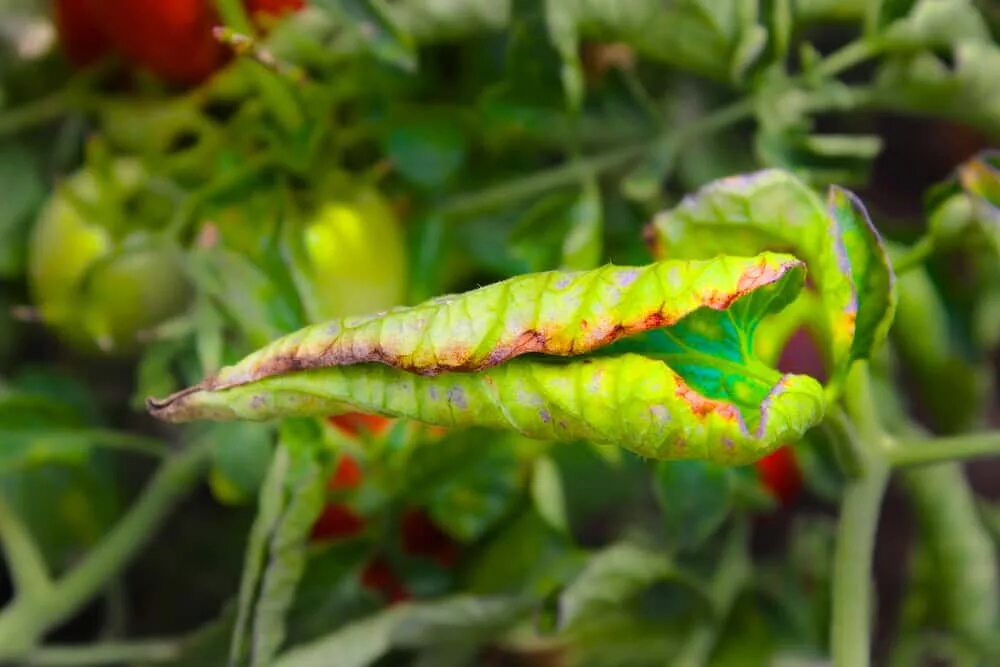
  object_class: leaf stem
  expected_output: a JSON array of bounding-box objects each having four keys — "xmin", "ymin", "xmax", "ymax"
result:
[
  {"xmin": 0, "ymin": 443, "xmax": 211, "ymax": 661},
  {"xmin": 813, "ymin": 39, "xmax": 879, "ymax": 79},
  {"xmin": 888, "ymin": 431, "xmax": 1000, "ymax": 467},
  {"xmin": 24, "ymin": 639, "xmax": 183, "ymax": 666}
]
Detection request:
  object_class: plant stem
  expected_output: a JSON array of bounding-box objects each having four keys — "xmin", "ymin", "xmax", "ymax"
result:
[
  {"xmin": 25, "ymin": 639, "xmax": 183, "ymax": 666},
  {"xmin": 813, "ymin": 39, "xmax": 879, "ymax": 79},
  {"xmin": 889, "ymin": 431, "xmax": 1000, "ymax": 467},
  {"xmin": 892, "ymin": 235, "xmax": 935, "ymax": 275},
  {"xmin": 831, "ymin": 364, "xmax": 889, "ymax": 667},
  {"xmin": 0, "ymin": 443, "xmax": 211, "ymax": 660},
  {"xmin": 439, "ymin": 98, "xmax": 755, "ymax": 219},
  {"xmin": 0, "ymin": 496, "xmax": 52, "ymax": 597}
]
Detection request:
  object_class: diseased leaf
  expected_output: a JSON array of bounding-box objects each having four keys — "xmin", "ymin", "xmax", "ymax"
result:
[
  {"xmin": 150, "ymin": 252, "xmax": 825, "ymax": 464},
  {"xmin": 649, "ymin": 170, "xmax": 896, "ymax": 389}
]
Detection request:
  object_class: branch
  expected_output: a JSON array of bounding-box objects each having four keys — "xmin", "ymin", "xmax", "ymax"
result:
[
  {"xmin": 0, "ymin": 443, "xmax": 211, "ymax": 660},
  {"xmin": 889, "ymin": 431, "xmax": 1000, "ymax": 467}
]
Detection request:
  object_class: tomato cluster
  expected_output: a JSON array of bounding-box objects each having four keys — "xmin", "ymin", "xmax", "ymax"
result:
[
  {"xmin": 311, "ymin": 418, "xmax": 461, "ymax": 604},
  {"xmin": 54, "ymin": 0, "xmax": 304, "ymax": 84}
]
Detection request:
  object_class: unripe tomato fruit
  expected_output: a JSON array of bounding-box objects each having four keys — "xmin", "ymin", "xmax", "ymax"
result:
[
  {"xmin": 28, "ymin": 161, "xmax": 191, "ymax": 353},
  {"xmin": 290, "ymin": 186, "xmax": 408, "ymax": 322}
]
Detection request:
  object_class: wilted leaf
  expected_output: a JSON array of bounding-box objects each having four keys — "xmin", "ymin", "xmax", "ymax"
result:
[
  {"xmin": 150, "ymin": 252, "xmax": 825, "ymax": 464},
  {"xmin": 649, "ymin": 170, "xmax": 896, "ymax": 389}
]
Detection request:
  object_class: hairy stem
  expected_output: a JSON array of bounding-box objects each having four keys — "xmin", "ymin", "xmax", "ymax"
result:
[
  {"xmin": 831, "ymin": 364, "xmax": 889, "ymax": 667},
  {"xmin": 24, "ymin": 639, "xmax": 183, "ymax": 666},
  {"xmin": 0, "ymin": 443, "xmax": 211, "ymax": 660},
  {"xmin": 0, "ymin": 496, "xmax": 52, "ymax": 598},
  {"xmin": 889, "ymin": 431, "xmax": 1000, "ymax": 467}
]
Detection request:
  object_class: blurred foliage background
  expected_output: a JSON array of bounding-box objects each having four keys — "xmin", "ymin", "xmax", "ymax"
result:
[{"xmin": 0, "ymin": 0, "xmax": 998, "ymax": 665}]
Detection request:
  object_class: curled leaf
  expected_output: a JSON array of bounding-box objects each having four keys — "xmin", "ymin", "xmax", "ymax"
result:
[
  {"xmin": 149, "ymin": 253, "xmax": 825, "ymax": 464},
  {"xmin": 648, "ymin": 169, "xmax": 896, "ymax": 388}
]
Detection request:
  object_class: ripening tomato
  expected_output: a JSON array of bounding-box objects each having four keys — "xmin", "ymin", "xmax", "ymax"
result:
[
  {"xmin": 289, "ymin": 185, "xmax": 408, "ymax": 322},
  {"xmin": 327, "ymin": 453, "xmax": 364, "ymax": 491},
  {"xmin": 400, "ymin": 509, "xmax": 458, "ymax": 567},
  {"xmin": 310, "ymin": 503, "xmax": 366, "ymax": 541},
  {"xmin": 360, "ymin": 557, "xmax": 410, "ymax": 604},
  {"xmin": 28, "ymin": 161, "xmax": 192, "ymax": 352},
  {"xmin": 755, "ymin": 447, "xmax": 802, "ymax": 505},
  {"xmin": 54, "ymin": 0, "xmax": 305, "ymax": 84},
  {"xmin": 54, "ymin": 0, "xmax": 111, "ymax": 66},
  {"xmin": 328, "ymin": 413, "xmax": 394, "ymax": 438}
]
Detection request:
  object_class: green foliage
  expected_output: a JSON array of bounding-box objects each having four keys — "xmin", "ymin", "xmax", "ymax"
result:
[{"xmin": 1, "ymin": 0, "xmax": 999, "ymax": 665}]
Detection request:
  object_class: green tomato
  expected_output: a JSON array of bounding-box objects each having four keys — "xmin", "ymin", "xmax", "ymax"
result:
[
  {"xmin": 28, "ymin": 161, "xmax": 191, "ymax": 352},
  {"xmin": 289, "ymin": 187, "xmax": 408, "ymax": 321}
]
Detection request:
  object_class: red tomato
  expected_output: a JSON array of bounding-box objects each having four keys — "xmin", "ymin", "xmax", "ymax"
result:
[
  {"xmin": 360, "ymin": 557, "xmax": 410, "ymax": 604},
  {"xmin": 401, "ymin": 509, "xmax": 458, "ymax": 567},
  {"xmin": 327, "ymin": 454, "xmax": 363, "ymax": 491},
  {"xmin": 54, "ymin": 0, "xmax": 111, "ymax": 65},
  {"xmin": 246, "ymin": 0, "xmax": 305, "ymax": 16},
  {"xmin": 85, "ymin": 0, "xmax": 224, "ymax": 85},
  {"xmin": 54, "ymin": 0, "xmax": 305, "ymax": 84},
  {"xmin": 755, "ymin": 447, "xmax": 802, "ymax": 505},
  {"xmin": 310, "ymin": 503, "xmax": 366, "ymax": 542},
  {"xmin": 327, "ymin": 413, "xmax": 393, "ymax": 438}
]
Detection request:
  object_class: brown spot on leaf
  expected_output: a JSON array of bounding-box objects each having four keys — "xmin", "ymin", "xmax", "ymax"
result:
[{"xmin": 674, "ymin": 378, "xmax": 739, "ymax": 421}]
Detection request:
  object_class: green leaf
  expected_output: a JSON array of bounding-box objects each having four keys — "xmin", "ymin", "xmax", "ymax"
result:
[
  {"xmin": 649, "ymin": 170, "xmax": 896, "ymax": 389},
  {"xmin": 874, "ymin": 42, "xmax": 1000, "ymax": 136},
  {"xmin": 560, "ymin": 180, "xmax": 603, "ymax": 270},
  {"xmin": 230, "ymin": 419, "xmax": 330, "ymax": 667},
  {"xmin": 531, "ymin": 456, "xmax": 568, "ymax": 534},
  {"xmin": 384, "ymin": 114, "xmax": 467, "ymax": 190},
  {"xmin": 655, "ymin": 460, "xmax": 733, "ymax": 552},
  {"xmin": 315, "ymin": 0, "xmax": 417, "ymax": 71},
  {"xmin": 0, "ymin": 141, "xmax": 44, "ymax": 277},
  {"xmin": 903, "ymin": 463, "xmax": 998, "ymax": 644},
  {"xmin": 150, "ymin": 252, "xmax": 825, "ymax": 464},
  {"xmin": 542, "ymin": 0, "xmax": 767, "ymax": 88},
  {"xmin": 558, "ymin": 542, "xmax": 709, "ymax": 631},
  {"xmin": 205, "ymin": 422, "xmax": 276, "ymax": 506},
  {"xmin": 867, "ymin": 0, "xmax": 990, "ymax": 50},
  {"xmin": 272, "ymin": 595, "xmax": 532, "ymax": 667}
]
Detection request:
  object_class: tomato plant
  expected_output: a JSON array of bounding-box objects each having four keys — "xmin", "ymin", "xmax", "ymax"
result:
[{"xmin": 1, "ymin": 2, "xmax": 999, "ymax": 666}]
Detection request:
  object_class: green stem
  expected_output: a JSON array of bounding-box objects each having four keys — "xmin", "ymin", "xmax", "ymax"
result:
[
  {"xmin": 813, "ymin": 39, "xmax": 880, "ymax": 79},
  {"xmin": 24, "ymin": 639, "xmax": 183, "ymax": 666},
  {"xmin": 439, "ymin": 98, "xmax": 755, "ymax": 219},
  {"xmin": 831, "ymin": 364, "xmax": 890, "ymax": 667},
  {"xmin": 0, "ymin": 496, "xmax": 52, "ymax": 597},
  {"xmin": 892, "ymin": 235, "xmax": 935, "ymax": 275},
  {"xmin": 0, "ymin": 444, "xmax": 211, "ymax": 660},
  {"xmin": 888, "ymin": 431, "xmax": 1000, "ymax": 467}
]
